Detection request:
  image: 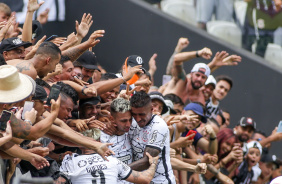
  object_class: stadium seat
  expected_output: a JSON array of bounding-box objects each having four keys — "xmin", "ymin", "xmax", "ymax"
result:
[
  {"xmin": 264, "ymin": 43, "xmax": 282, "ymax": 67},
  {"xmin": 206, "ymin": 21, "xmax": 242, "ymax": 47},
  {"xmin": 161, "ymin": 0, "xmax": 197, "ymax": 26},
  {"xmin": 234, "ymin": 1, "xmax": 247, "ymax": 27}
]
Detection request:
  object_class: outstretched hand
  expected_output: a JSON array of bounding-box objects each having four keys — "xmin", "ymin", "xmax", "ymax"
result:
[
  {"xmin": 76, "ymin": 13, "xmax": 93, "ymax": 38},
  {"xmin": 27, "ymin": 0, "xmax": 44, "ymax": 12},
  {"xmin": 95, "ymin": 142, "xmax": 115, "ymax": 161},
  {"xmin": 86, "ymin": 30, "xmax": 105, "ymax": 48}
]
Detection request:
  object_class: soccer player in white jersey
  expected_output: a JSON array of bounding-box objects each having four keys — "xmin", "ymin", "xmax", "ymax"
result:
[
  {"xmin": 100, "ymin": 98, "xmax": 132, "ymax": 165},
  {"xmin": 59, "ymin": 129, "xmax": 159, "ymax": 184},
  {"xmin": 128, "ymin": 91, "xmax": 176, "ymax": 184},
  {"xmin": 100, "ymin": 98, "xmax": 133, "ymax": 184}
]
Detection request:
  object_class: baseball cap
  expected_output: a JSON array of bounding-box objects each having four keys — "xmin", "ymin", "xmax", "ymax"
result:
[
  {"xmin": 76, "ymin": 51, "xmax": 101, "ymax": 71},
  {"xmin": 0, "ymin": 37, "xmax": 32, "ymax": 54},
  {"xmin": 191, "ymin": 63, "xmax": 210, "ymax": 77},
  {"xmin": 79, "ymin": 96, "xmax": 101, "ymax": 107},
  {"xmin": 246, "ymin": 141, "xmax": 262, "ymax": 155},
  {"xmin": 261, "ymin": 154, "xmax": 281, "ymax": 169},
  {"xmin": 149, "ymin": 91, "xmax": 168, "ymax": 115},
  {"xmin": 32, "ymin": 84, "xmax": 47, "ymax": 102},
  {"xmin": 184, "ymin": 102, "xmax": 207, "ymax": 123},
  {"xmin": 238, "ymin": 117, "xmax": 256, "ymax": 130},
  {"xmin": 126, "ymin": 55, "xmax": 146, "ymax": 72},
  {"xmin": 32, "ymin": 20, "xmax": 43, "ymax": 39},
  {"xmin": 164, "ymin": 99, "xmax": 177, "ymax": 114},
  {"xmin": 205, "ymin": 75, "xmax": 216, "ymax": 87}
]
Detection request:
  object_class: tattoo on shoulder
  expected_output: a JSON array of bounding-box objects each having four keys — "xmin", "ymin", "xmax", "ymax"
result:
[{"xmin": 16, "ymin": 61, "xmax": 31, "ymax": 72}]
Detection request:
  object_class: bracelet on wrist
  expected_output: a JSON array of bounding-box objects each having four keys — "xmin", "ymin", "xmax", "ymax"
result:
[
  {"xmin": 209, "ymin": 136, "xmax": 217, "ymax": 141},
  {"xmin": 196, "ymin": 51, "xmax": 200, "ymax": 57},
  {"xmin": 121, "ymin": 76, "xmax": 127, "ymax": 84},
  {"xmin": 81, "ymin": 85, "xmax": 88, "ymax": 96},
  {"xmin": 24, "ymin": 119, "xmax": 33, "ymax": 125},
  {"xmin": 197, "ymin": 159, "xmax": 201, "ymax": 163}
]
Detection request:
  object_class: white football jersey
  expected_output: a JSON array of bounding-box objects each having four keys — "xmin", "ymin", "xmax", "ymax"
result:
[
  {"xmin": 60, "ymin": 153, "xmax": 132, "ymax": 184},
  {"xmin": 100, "ymin": 132, "xmax": 132, "ymax": 165},
  {"xmin": 128, "ymin": 115, "xmax": 176, "ymax": 184}
]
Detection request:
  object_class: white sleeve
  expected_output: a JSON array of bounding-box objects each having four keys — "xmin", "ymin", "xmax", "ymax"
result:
[
  {"xmin": 147, "ymin": 118, "xmax": 168, "ymax": 151},
  {"xmin": 60, "ymin": 154, "xmax": 75, "ymax": 176},
  {"xmin": 117, "ymin": 159, "xmax": 132, "ymax": 180}
]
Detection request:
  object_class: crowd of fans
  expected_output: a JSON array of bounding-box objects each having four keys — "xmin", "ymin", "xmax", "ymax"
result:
[{"xmin": 0, "ymin": 0, "xmax": 282, "ymax": 184}]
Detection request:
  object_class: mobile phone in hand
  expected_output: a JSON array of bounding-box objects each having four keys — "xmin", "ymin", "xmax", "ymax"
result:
[
  {"xmin": 22, "ymin": 101, "xmax": 34, "ymax": 120},
  {"xmin": 277, "ymin": 121, "xmax": 282, "ymax": 133},
  {"xmin": 0, "ymin": 110, "xmax": 12, "ymax": 131},
  {"xmin": 186, "ymin": 130, "xmax": 197, "ymax": 140},
  {"xmin": 46, "ymin": 84, "xmax": 61, "ymax": 106}
]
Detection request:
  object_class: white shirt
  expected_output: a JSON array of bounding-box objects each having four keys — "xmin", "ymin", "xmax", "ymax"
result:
[
  {"xmin": 100, "ymin": 132, "xmax": 132, "ymax": 165},
  {"xmin": 60, "ymin": 153, "xmax": 132, "ymax": 184},
  {"xmin": 128, "ymin": 115, "xmax": 176, "ymax": 184}
]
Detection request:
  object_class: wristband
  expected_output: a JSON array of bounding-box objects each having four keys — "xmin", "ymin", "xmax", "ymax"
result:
[
  {"xmin": 197, "ymin": 159, "xmax": 201, "ymax": 163},
  {"xmin": 81, "ymin": 85, "xmax": 88, "ymax": 96},
  {"xmin": 196, "ymin": 51, "xmax": 200, "ymax": 57},
  {"xmin": 121, "ymin": 76, "xmax": 127, "ymax": 84},
  {"xmin": 209, "ymin": 136, "xmax": 217, "ymax": 141},
  {"xmin": 24, "ymin": 119, "xmax": 33, "ymax": 125}
]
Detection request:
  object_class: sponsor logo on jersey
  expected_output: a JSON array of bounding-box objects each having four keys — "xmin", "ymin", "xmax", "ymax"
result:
[{"xmin": 78, "ymin": 160, "xmax": 87, "ymax": 168}]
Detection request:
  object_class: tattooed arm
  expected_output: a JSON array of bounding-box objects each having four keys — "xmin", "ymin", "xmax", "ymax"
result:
[
  {"xmin": 61, "ymin": 30, "xmax": 104, "ymax": 62},
  {"xmin": 126, "ymin": 152, "xmax": 159, "ymax": 184}
]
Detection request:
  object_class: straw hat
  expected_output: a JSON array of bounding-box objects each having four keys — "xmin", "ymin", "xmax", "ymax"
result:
[{"xmin": 0, "ymin": 65, "xmax": 33, "ymax": 103}]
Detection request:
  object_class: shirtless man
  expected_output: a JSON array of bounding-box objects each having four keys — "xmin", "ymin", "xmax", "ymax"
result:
[
  {"xmin": 7, "ymin": 41, "xmax": 61, "ymax": 79},
  {"xmin": 163, "ymin": 45, "xmax": 241, "ymax": 105}
]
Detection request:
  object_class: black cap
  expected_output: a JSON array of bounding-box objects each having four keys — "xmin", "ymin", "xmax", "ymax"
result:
[
  {"xmin": 79, "ymin": 96, "xmax": 101, "ymax": 107},
  {"xmin": 32, "ymin": 20, "xmax": 43, "ymax": 39},
  {"xmin": 0, "ymin": 37, "xmax": 32, "ymax": 54},
  {"xmin": 76, "ymin": 51, "xmax": 101, "ymax": 71},
  {"xmin": 149, "ymin": 91, "xmax": 168, "ymax": 115},
  {"xmin": 32, "ymin": 85, "xmax": 47, "ymax": 102},
  {"xmin": 126, "ymin": 55, "xmax": 146, "ymax": 73},
  {"xmin": 238, "ymin": 117, "xmax": 256, "ymax": 130},
  {"xmin": 261, "ymin": 154, "xmax": 281, "ymax": 169}
]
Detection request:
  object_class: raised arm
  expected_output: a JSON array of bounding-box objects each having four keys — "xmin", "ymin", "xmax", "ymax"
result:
[
  {"xmin": 75, "ymin": 13, "xmax": 93, "ymax": 44},
  {"xmin": 22, "ymin": 0, "xmax": 44, "ymax": 42},
  {"xmin": 62, "ymin": 30, "xmax": 104, "ymax": 61},
  {"xmin": 208, "ymin": 51, "xmax": 241, "ymax": 72},
  {"xmin": 166, "ymin": 37, "xmax": 189, "ymax": 75}
]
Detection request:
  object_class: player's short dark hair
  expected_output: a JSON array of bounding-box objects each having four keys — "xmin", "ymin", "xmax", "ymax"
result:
[
  {"xmin": 100, "ymin": 73, "xmax": 118, "ymax": 81},
  {"xmin": 164, "ymin": 93, "xmax": 184, "ymax": 106},
  {"xmin": 56, "ymin": 82, "xmax": 78, "ymax": 105},
  {"xmin": 253, "ymin": 130, "xmax": 267, "ymax": 138},
  {"xmin": 35, "ymin": 78, "xmax": 51, "ymax": 90},
  {"xmin": 216, "ymin": 75, "xmax": 233, "ymax": 89},
  {"xmin": 36, "ymin": 42, "xmax": 61, "ymax": 59},
  {"xmin": 130, "ymin": 91, "xmax": 151, "ymax": 108},
  {"xmin": 59, "ymin": 55, "xmax": 71, "ymax": 66}
]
